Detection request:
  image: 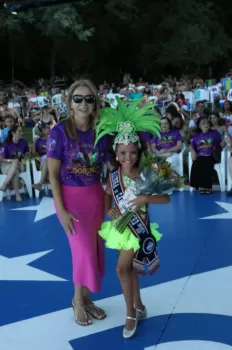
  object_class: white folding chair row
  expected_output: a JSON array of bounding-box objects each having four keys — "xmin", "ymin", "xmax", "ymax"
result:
[
  {"xmin": 188, "ymin": 150, "xmax": 226, "ymax": 192},
  {"xmin": 0, "ymin": 160, "xmax": 33, "ymax": 201}
]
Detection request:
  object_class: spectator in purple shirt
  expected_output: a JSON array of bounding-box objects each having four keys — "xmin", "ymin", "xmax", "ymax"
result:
[
  {"xmin": 32, "ymin": 121, "xmax": 50, "ymax": 190},
  {"xmin": 0, "ymin": 125, "xmax": 29, "ymax": 201},
  {"xmin": 151, "ymin": 117, "xmax": 184, "ymax": 173},
  {"xmin": 47, "ymin": 79, "xmax": 112, "ymax": 327},
  {"xmin": 189, "ymin": 116, "xmax": 222, "ymax": 194}
]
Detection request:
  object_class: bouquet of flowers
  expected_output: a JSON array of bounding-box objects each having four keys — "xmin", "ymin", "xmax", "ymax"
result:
[{"xmin": 113, "ymin": 152, "xmax": 184, "ymax": 233}]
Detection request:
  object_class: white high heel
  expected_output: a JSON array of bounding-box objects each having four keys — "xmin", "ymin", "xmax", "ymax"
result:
[
  {"xmin": 122, "ymin": 316, "xmax": 137, "ymax": 339},
  {"xmin": 135, "ymin": 305, "xmax": 147, "ymax": 321}
]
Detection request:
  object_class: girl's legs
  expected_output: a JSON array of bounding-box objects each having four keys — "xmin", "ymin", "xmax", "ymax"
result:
[
  {"xmin": 131, "ymin": 271, "xmax": 145, "ymax": 311},
  {"xmin": 116, "ymin": 249, "xmax": 136, "ymax": 330}
]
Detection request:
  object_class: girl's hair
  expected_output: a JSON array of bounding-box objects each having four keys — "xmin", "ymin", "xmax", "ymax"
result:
[
  {"xmin": 62, "ymin": 79, "xmax": 100, "ymax": 140},
  {"xmin": 112, "ymin": 135, "xmax": 146, "ymax": 169},
  {"xmin": 5, "ymin": 125, "xmax": 20, "ymax": 143},
  {"xmin": 161, "ymin": 117, "xmax": 173, "ymax": 130},
  {"xmin": 4, "ymin": 114, "xmax": 15, "ymax": 123},
  {"xmin": 210, "ymin": 112, "xmax": 223, "ymax": 126},
  {"xmin": 195, "ymin": 116, "xmax": 211, "ymax": 133},
  {"xmin": 222, "ymin": 100, "xmax": 232, "ymax": 113},
  {"xmin": 172, "ymin": 114, "xmax": 184, "ymax": 129}
]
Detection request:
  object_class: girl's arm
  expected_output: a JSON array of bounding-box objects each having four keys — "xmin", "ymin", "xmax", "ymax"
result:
[
  {"xmin": 105, "ymin": 192, "xmax": 112, "ymax": 213},
  {"xmin": 144, "ymin": 194, "xmax": 170, "ymax": 204}
]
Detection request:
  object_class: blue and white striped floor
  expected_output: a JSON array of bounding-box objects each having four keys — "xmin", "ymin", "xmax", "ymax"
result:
[{"xmin": 0, "ymin": 191, "xmax": 232, "ymax": 350}]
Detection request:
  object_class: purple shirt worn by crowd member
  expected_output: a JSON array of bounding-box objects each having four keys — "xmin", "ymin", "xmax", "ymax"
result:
[
  {"xmin": 0, "ymin": 139, "xmax": 29, "ymax": 160},
  {"xmin": 47, "ymin": 122, "xmax": 109, "ymax": 186},
  {"xmin": 138, "ymin": 131, "xmax": 152, "ymax": 144},
  {"xmin": 190, "ymin": 130, "xmax": 222, "ymax": 156},
  {"xmin": 152, "ymin": 129, "xmax": 183, "ymax": 152},
  {"xmin": 35, "ymin": 138, "xmax": 47, "ymax": 157}
]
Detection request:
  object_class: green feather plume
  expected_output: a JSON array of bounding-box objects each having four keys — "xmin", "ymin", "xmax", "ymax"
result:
[{"xmin": 94, "ymin": 97, "xmax": 161, "ymax": 146}]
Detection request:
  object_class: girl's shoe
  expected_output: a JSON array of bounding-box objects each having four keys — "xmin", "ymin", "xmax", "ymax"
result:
[
  {"xmin": 123, "ymin": 316, "xmax": 137, "ymax": 339},
  {"xmin": 135, "ymin": 305, "xmax": 147, "ymax": 321},
  {"xmin": 72, "ymin": 299, "xmax": 92, "ymax": 326}
]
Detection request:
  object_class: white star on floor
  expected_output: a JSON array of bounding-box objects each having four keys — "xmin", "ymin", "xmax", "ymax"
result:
[
  {"xmin": 0, "ymin": 250, "xmax": 67, "ymax": 281},
  {"xmin": 11, "ymin": 197, "xmax": 56, "ymax": 222},
  {"xmin": 200, "ymin": 202, "xmax": 232, "ymax": 220}
]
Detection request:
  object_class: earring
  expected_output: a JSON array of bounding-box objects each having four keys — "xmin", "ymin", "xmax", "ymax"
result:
[{"xmin": 116, "ymin": 157, "xmax": 118, "ymax": 161}]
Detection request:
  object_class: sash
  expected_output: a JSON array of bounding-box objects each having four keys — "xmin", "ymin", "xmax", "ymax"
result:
[{"xmin": 110, "ymin": 168, "xmax": 160, "ymax": 276}]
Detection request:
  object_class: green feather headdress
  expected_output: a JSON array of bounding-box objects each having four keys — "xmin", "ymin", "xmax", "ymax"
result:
[{"xmin": 94, "ymin": 97, "xmax": 161, "ymax": 149}]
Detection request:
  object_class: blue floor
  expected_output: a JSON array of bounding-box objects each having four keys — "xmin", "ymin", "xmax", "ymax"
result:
[{"xmin": 0, "ymin": 191, "xmax": 232, "ymax": 350}]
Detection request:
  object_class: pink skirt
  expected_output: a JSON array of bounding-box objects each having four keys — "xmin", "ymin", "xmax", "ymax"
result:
[{"xmin": 56, "ymin": 183, "xmax": 105, "ymax": 292}]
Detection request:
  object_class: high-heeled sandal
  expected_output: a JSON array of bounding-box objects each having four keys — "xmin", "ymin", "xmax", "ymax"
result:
[
  {"xmin": 123, "ymin": 316, "xmax": 137, "ymax": 339},
  {"xmin": 85, "ymin": 303, "xmax": 106, "ymax": 320},
  {"xmin": 72, "ymin": 299, "xmax": 92, "ymax": 326}
]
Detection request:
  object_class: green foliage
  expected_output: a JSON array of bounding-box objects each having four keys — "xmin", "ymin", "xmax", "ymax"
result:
[{"xmin": 1, "ymin": 0, "xmax": 232, "ymax": 82}]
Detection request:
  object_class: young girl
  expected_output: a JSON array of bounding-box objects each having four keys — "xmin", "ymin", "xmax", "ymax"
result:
[
  {"xmin": 95, "ymin": 97, "xmax": 170, "ymax": 339},
  {"xmin": 32, "ymin": 121, "xmax": 50, "ymax": 190}
]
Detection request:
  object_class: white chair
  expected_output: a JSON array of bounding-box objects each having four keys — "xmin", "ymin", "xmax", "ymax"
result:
[
  {"xmin": 166, "ymin": 145, "xmax": 185, "ymax": 191},
  {"xmin": 31, "ymin": 159, "xmax": 50, "ymax": 198},
  {"xmin": 188, "ymin": 150, "xmax": 226, "ymax": 192},
  {"xmin": 227, "ymin": 150, "xmax": 232, "ymax": 191},
  {"xmin": 0, "ymin": 160, "xmax": 33, "ymax": 201}
]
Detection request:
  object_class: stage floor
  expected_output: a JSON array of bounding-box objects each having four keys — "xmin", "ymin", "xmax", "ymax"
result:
[{"xmin": 0, "ymin": 191, "xmax": 232, "ymax": 350}]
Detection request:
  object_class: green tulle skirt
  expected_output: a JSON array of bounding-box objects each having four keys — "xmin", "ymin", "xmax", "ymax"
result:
[{"xmin": 99, "ymin": 221, "xmax": 162, "ymax": 252}]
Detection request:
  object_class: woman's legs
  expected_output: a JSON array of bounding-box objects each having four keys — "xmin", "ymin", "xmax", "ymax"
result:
[
  {"xmin": 116, "ymin": 249, "xmax": 136, "ymax": 331},
  {"xmin": 0, "ymin": 161, "xmax": 19, "ymax": 191},
  {"xmin": 12, "ymin": 170, "xmax": 23, "ymax": 201},
  {"xmin": 33, "ymin": 158, "xmax": 48, "ymax": 190}
]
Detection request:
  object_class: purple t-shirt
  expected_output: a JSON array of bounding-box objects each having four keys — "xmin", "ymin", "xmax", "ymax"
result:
[
  {"xmin": 152, "ymin": 129, "xmax": 183, "ymax": 151},
  {"xmin": 190, "ymin": 130, "xmax": 222, "ymax": 156},
  {"xmin": 35, "ymin": 138, "xmax": 47, "ymax": 157},
  {"xmin": 138, "ymin": 131, "xmax": 152, "ymax": 144},
  {"xmin": 0, "ymin": 139, "xmax": 29, "ymax": 160},
  {"xmin": 47, "ymin": 123, "xmax": 109, "ymax": 186}
]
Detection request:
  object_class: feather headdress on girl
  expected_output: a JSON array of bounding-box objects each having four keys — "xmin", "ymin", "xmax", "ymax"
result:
[{"xmin": 94, "ymin": 97, "xmax": 161, "ymax": 149}]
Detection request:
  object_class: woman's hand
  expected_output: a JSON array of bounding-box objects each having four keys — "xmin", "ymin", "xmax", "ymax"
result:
[
  {"xmin": 191, "ymin": 150, "xmax": 197, "ymax": 161},
  {"xmin": 60, "ymin": 209, "xmax": 79, "ymax": 235},
  {"xmin": 129, "ymin": 195, "xmax": 147, "ymax": 210},
  {"xmin": 107, "ymin": 208, "xmax": 120, "ymax": 220}
]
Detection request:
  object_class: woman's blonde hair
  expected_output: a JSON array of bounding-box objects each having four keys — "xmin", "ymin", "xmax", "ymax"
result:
[{"xmin": 62, "ymin": 79, "xmax": 100, "ymax": 140}]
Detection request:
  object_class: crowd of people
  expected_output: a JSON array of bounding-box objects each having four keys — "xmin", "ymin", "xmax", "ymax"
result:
[{"xmin": 0, "ymin": 73, "xmax": 232, "ymax": 201}]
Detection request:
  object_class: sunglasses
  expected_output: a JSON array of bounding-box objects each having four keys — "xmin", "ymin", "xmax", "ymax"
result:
[{"xmin": 72, "ymin": 94, "xmax": 96, "ymax": 104}]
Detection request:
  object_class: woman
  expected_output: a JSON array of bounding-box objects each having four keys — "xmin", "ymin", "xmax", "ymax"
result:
[
  {"xmin": 151, "ymin": 117, "xmax": 183, "ymax": 173},
  {"xmin": 47, "ymin": 79, "xmax": 111, "ymax": 327},
  {"xmin": 189, "ymin": 117, "xmax": 222, "ymax": 194},
  {"xmin": 0, "ymin": 125, "xmax": 29, "ymax": 201},
  {"xmin": 220, "ymin": 100, "xmax": 232, "ymax": 136}
]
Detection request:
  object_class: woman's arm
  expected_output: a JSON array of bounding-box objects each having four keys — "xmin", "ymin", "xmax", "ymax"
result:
[
  {"xmin": 47, "ymin": 158, "xmax": 65, "ymax": 215},
  {"xmin": 151, "ymin": 143, "xmax": 160, "ymax": 154},
  {"xmin": 31, "ymin": 141, "xmax": 37, "ymax": 157},
  {"xmin": 165, "ymin": 141, "xmax": 182, "ymax": 153}
]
